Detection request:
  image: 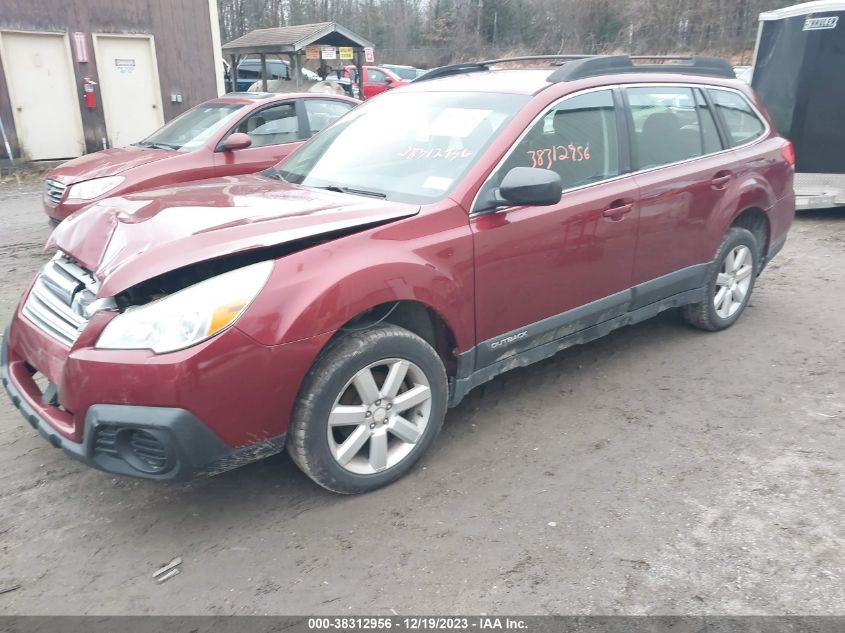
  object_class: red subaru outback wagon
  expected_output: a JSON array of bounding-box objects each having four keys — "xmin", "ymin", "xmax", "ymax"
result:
[{"xmin": 2, "ymin": 56, "xmax": 794, "ymax": 493}]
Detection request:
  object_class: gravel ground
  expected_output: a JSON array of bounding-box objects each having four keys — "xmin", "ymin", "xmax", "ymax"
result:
[{"xmin": 0, "ymin": 184, "xmax": 843, "ymax": 615}]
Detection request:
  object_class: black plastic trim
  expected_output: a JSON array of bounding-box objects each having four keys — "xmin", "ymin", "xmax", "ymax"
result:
[
  {"xmin": 629, "ymin": 263, "xmax": 709, "ymax": 311},
  {"xmin": 474, "ymin": 289, "xmax": 631, "ymax": 369},
  {"xmin": 1, "ymin": 332, "xmax": 285, "ymax": 481},
  {"xmin": 449, "ymin": 285, "xmax": 707, "ymax": 407},
  {"xmin": 762, "ymin": 234, "xmax": 787, "ymax": 271}
]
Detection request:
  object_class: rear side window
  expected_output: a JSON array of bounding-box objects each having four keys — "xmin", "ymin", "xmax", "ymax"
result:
[
  {"xmin": 626, "ymin": 86, "xmax": 722, "ymax": 169},
  {"xmin": 709, "ymin": 89, "xmax": 766, "ymax": 147},
  {"xmin": 694, "ymin": 89, "xmax": 723, "ymax": 154},
  {"xmin": 499, "ymin": 89, "xmax": 620, "ymax": 190}
]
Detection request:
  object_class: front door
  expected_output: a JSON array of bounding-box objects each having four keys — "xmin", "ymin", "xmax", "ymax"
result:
[
  {"xmin": 471, "ymin": 89, "xmax": 639, "ymax": 367},
  {"xmin": 94, "ymin": 34, "xmax": 164, "ymax": 147},
  {"xmin": 363, "ymin": 67, "xmax": 390, "ymax": 98},
  {"xmin": 0, "ymin": 31, "xmax": 84, "ymax": 159},
  {"xmin": 214, "ymin": 100, "xmax": 306, "ymax": 176}
]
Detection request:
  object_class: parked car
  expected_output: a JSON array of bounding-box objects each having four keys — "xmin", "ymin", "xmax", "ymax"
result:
[
  {"xmin": 42, "ymin": 92, "xmax": 358, "ymax": 224},
  {"xmin": 3, "ymin": 55, "xmax": 794, "ymax": 493},
  {"xmin": 222, "ymin": 58, "xmax": 319, "ymax": 91},
  {"xmin": 381, "ymin": 64, "xmax": 421, "ymax": 80},
  {"xmin": 342, "ymin": 64, "xmax": 408, "ymax": 99}
]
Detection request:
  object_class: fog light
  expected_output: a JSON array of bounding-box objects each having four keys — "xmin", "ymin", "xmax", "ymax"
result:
[{"xmin": 117, "ymin": 429, "xmax": 171, "ymax": 474}]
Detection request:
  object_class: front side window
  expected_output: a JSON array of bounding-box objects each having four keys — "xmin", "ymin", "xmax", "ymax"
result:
[
  {"xmin": 276, "ymin": 91, "xmax": 529, "ymax": 204},
  {"xmin": 139, "ymin": 103, "xmax": 245, "ymax": 151},
  {"xmin": 499, "ymin": 89, "xmax": 620, "ymax": 190},
  {"xmin": 368, "ymin": 69, "xmax": 387, "ymax": 83},
  {"xmin": 709, "ymin": 89, "xmax": 766, "ymax": 147},
  {"xmin": 235, "ymin": 103, "xmax": 300, "ymax": 147},
  {"xmin": 304, "ymin": 99, "xmax": 354, "ymax": 134}
]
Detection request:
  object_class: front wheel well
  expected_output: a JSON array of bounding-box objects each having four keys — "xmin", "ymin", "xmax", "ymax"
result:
[
  {"xmin": 328, "ymin": 301, "xmax": 459, "ymax": 377},
  {"xmin": 730, "ymin": 207, "xmax": 770, "ymax": 258}
]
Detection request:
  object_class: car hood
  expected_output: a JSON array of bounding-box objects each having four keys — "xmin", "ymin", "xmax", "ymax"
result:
[
  {"xmin": 48, "ymin": 146, "xmax": 177, "ymax": 183},
  {"xmin": 48, "ymin": 175, "xmax": 420, "ymax": 297}
]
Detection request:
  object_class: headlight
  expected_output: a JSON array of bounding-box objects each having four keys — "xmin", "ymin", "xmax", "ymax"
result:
[
  {"xmin": 67, "ymin": 176, "xmax": 125, "ymax": 200},
  {"xmin": 96, "ymin": 261, "xmax": 273, "ymax": 354}
]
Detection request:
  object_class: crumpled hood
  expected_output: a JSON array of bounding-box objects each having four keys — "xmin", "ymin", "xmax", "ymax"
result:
[
  {"xmin": 48, "ymin": 146, "xmax": 176, "ymax": 183},
  {"xmin": 48, "ymin": 175, "xmax": 420, "ymax": 297}
]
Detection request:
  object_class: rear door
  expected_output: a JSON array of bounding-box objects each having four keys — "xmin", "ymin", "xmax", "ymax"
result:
[
  {"xmin": 214, "ymin": 100, "xmax": 307, "ymax": 176},
  {"xmin": 470, "ymin": 88, "xmax": 640, "ymax": 366},
  {"xmin": 625, "ymin": 85, "xmax": 734, "ymax": 306}
]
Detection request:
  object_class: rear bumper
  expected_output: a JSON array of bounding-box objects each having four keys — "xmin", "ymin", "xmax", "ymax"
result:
[{"xmin": 2, "ymin": 331, "xmax": 285, "ymax": 480}]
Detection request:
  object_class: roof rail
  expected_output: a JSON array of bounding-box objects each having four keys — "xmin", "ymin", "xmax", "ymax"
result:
[
  {"xmin": 411, "ymin": 55, "xmax": 592, "ymax": 83},
  {"xmin": 412, "ymin": 63, "xmax": 489, "ymax": 83},
  {"xmin": 547, "ymin": 55, "xmax": 736, "ymax": 82},
  {"xmin": 412, "ymin": 54, "xmax": 736, "ymax": 84}
]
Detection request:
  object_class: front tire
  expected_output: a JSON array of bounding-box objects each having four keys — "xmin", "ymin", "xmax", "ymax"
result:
[
  {"xmin": 682, "ymin": 226, "xmax": 760, "ymax": 331},
  {"xmin": 287, "ymin": 324, "xmax": 448, "ymax": 494}
]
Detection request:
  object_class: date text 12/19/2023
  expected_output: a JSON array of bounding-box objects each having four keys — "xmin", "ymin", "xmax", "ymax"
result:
[{"xmin": 307, "ymin": 617, "xmax": 529, "ymax": 631}]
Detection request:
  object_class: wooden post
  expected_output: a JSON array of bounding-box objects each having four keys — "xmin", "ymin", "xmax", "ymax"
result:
[
  {"xmin": 293, "ymin": 51, "xmax": 302, "ymax": 90},
  {"xmin": 355, "ymin": 50, "xmax": 365, "ymax": 100},
  {"xmin": 260, "ymin": 53, "xmax": 268, "ymax": 91},
  {"xmin": 229, "ymin": 55, "xmax": 239, "ymax": 92}
]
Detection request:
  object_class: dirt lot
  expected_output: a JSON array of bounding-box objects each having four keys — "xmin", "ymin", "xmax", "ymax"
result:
[{"xmin": 0, "ymin": 184, "xmax": 843, "ymax": 616}]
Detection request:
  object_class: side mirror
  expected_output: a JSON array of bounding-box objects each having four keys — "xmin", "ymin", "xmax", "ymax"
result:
[
  {"xmin": 384, "ymin": 76, "xmax": 394, "ymax": 84},
  {"xmin": 498, "ymin": 167, "xmax": 562, "ymax": 207},
  {"xmin": 222, "ymin": 132, "xmax": 252, "ymax": 151}
]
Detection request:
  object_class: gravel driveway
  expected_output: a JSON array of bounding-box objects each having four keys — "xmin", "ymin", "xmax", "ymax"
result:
[{"xmin": 0, "ymin": 184, "xmax": 842, "ymax": 615}]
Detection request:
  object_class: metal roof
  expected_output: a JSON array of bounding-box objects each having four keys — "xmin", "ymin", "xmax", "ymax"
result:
[
  {"xmin": 760, "ymin": 0, "xmax": 845, "ymax": 20},
  {"xmin": 222, "ymin": 22, "xmax": 374, "ymax": 55}
]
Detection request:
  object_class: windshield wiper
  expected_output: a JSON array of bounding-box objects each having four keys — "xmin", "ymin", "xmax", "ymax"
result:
[
  {"xmin": 135, "ymin": 142, "xmax": 179, "ymax": 151},
  {"xmin": 318, "ymin": 185, "xmax": 387, "ymax": 199}
]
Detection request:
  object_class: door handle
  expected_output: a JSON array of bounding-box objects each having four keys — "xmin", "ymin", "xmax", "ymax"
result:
[
  {"xmin": 602, "ymin": 200, "xmax": 634, "ymax": 220},
  {"xmin": 711, "ymin": 172, "xmax": 733, "ymax": 189}
]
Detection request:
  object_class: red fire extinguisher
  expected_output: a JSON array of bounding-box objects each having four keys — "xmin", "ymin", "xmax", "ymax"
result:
[{"xmin": 83, "ymin": 77, "xmax": 97, "ymax": 109}]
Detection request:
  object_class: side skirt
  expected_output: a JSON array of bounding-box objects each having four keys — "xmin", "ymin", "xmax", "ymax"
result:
[{"xmin": 449, "ymin": 285, "xmax": 707, "ymax": 407}]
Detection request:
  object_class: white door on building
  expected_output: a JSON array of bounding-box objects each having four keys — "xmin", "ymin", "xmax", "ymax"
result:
[
  {"xmin": 0, "ymin": 31, "xmax": 85, "ymax": 160},
  {"xmin": 94, "ymin": 35, "xmax": 164, "ymax": 147}
]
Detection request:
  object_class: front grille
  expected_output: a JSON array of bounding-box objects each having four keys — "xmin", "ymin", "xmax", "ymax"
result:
[
  {"xmin": 45, "ymin": 179, "xmax": 67, "ymax": 205},
  {"xmin": 22, "ymin": 253, "xmax": 98, "ymax": 347}
]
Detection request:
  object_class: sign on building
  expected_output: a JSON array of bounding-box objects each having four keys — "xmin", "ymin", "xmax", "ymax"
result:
[
  {"xmin": 320, "ymin": 46, "xmax": 337, "ymax": 60},
  {"xmin": 364, "ymin": 47, "xmax": 374, "ymax": 63},
  {"xmin": 339, "ymin": 46, "xmax": 353, "ymax": 60},
  {"xmin": 72, "ymin": 32, "xmax": 88, "ymax": 63},
  {"xmin": 305, "ymin": 45, "xmax": 321, "ymax": 60}
]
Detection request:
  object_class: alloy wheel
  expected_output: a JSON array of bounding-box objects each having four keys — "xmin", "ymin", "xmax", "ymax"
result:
[
  {"xmin": 327, "ymin": 358, "xmax": 433, "ymax": 475},
  {"xmin": 714, "ymin": 244, "xmax": 753, "ymax": 318}
]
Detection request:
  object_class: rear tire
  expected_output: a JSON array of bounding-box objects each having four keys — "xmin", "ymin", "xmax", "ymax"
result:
[
  {"xmin": 682, "ymin": 227, "xmax": 760, "ymax": 331},
  {"xmin": 287, "ymin": 324, "xmax": 448, "ymax": 494},
  {"xmin": 681, "ymin": 226, "xmax": 760, "ymax": 332}
]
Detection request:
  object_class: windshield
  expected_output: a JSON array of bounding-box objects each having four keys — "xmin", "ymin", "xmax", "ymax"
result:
[
  {"xmin": 275, "ymin": 91, "xmax": 529, "ymax": 204},
  {"xmin": 138, "ymin": 103, "xmax": 245, "ymax": 151}
]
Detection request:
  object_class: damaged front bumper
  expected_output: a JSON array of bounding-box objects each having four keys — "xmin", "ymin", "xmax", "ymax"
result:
[{"xmin": 1, "ymin": 328, "xmax": 286, "ymax": 481}]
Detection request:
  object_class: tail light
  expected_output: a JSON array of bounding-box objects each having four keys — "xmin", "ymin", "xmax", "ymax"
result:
[{"xmin": 780, "ymin": 141, "xmax": 795, "ymax": 167}]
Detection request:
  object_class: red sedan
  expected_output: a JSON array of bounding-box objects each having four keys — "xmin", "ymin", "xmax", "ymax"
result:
[
  {"xmin": 43, "ymin": 92, "xmax": 358, "ymax": 225},
  {"xmin": 342, "ymin": 65, "xmax": 408, "ymax": 99}
]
